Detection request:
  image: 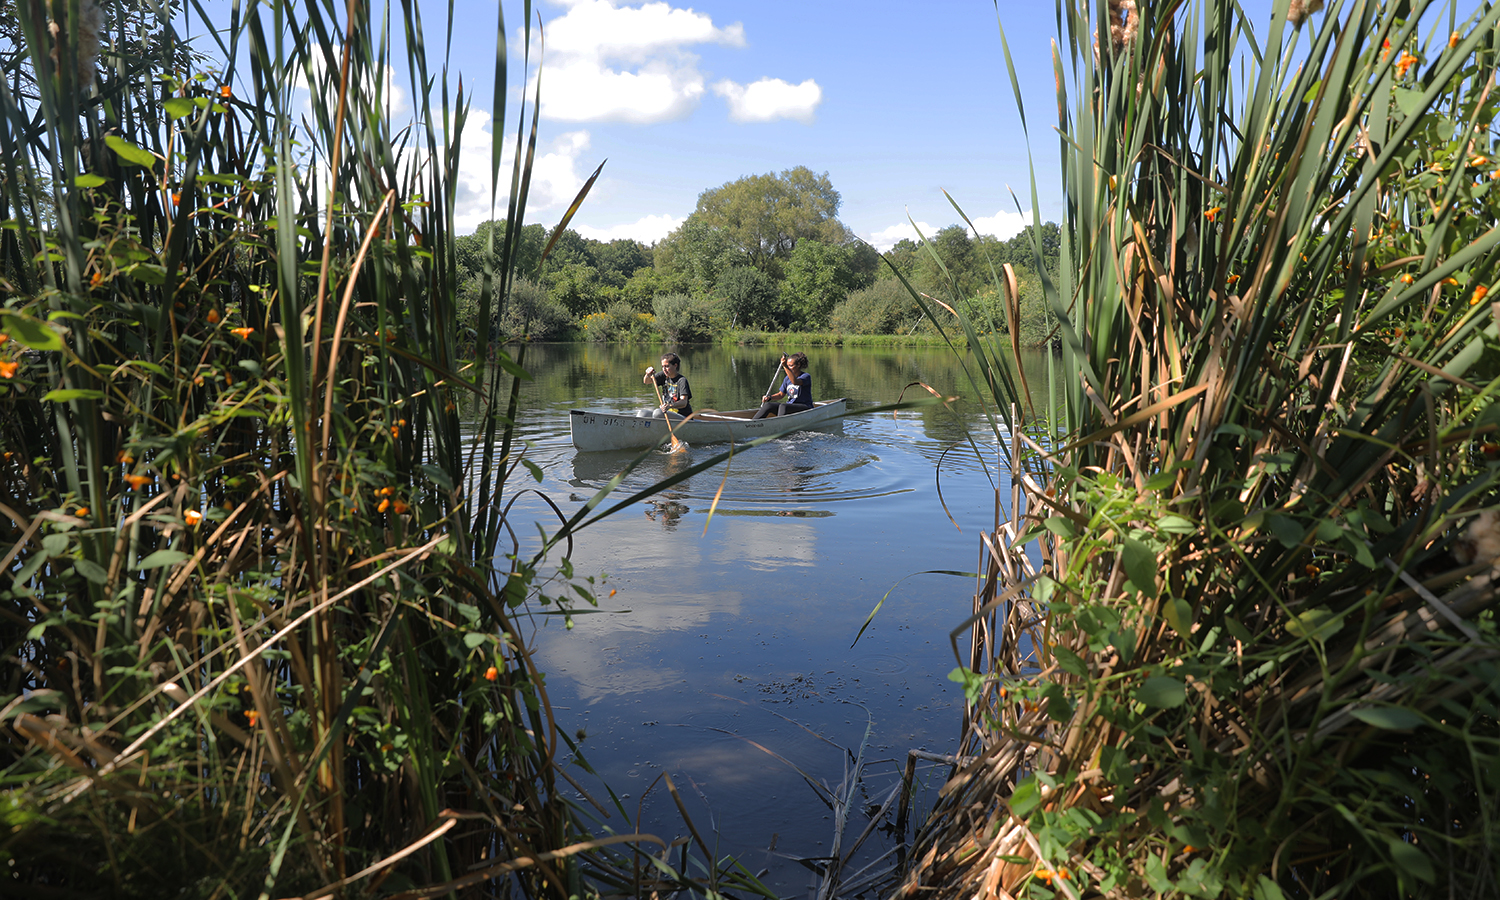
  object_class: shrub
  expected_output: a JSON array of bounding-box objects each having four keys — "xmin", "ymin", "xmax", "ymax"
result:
[
  {"xmin": 831, "ymin": 279, "xmax": 922, "ymax": 335},
  {"xmin": 652, "ymin": 292, "xmax": 724, "ymax": 342}
]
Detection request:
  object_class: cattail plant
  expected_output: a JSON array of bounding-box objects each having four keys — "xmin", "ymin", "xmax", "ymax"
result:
[{"xmin": 896, "ymin": 0, "xmax": 1500, "ymax": 896}]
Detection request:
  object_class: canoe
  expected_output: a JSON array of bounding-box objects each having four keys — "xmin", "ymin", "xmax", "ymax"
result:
[{"xmin": 569, "ymin": 398, "xmax": 847, "ymax": 452}]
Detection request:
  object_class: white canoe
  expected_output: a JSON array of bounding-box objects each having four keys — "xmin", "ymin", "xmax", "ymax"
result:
[{"xmin": 569, "ymin": 398, "xmax": 847, "ymax": 452}]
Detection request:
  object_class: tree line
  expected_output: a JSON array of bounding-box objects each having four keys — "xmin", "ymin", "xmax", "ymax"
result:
[{"xmin": 456, "ymin": 166, "xmax": 1061, "ymax": 345}]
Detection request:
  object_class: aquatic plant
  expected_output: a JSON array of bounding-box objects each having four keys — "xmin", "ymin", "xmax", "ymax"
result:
[{"xmin": 897, "ymin": 0, "xmax": 1500, "ymax": 896}]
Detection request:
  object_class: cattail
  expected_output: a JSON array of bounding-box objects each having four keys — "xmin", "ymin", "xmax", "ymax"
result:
[
  {"xmin": 47, "ymin": 0, "xmax": 104, "ymax": 88},
  {"xmin": 1288, "ymin": 0, "xmax": 1325, "ymax": 27}
]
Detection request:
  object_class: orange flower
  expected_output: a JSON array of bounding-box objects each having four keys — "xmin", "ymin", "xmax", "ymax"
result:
[
  {"xmin": 390, "ymin": 425, "xmax": 400, "ymax": 438},
  {"xmin": 390, "ymin": 499, "xmax": 409, "ymax": 515},
  {"xmin": 1395, "ymin": 52, "xmax": 1419, "ymax": 77},
  {"xmin": 0, "ymin": 333, "xmax": 9, "ymax": 345},
  {"xmin": 609, "ymin": 588, "xmax": 617, "ymax": 597},
  {"xmin": 245, "ymin": 710, "xmax": 259, "ymax": 727},
  {"xmin": 1399, "ymin": 273, "xmax": 1414, "ymax": 285},
  {"xmin": 219, "ymin": 84, "xmax": 232, "ymax": 99},
  {"xmin": 484, "ymin": 666, "xmax": 499, "ymax": 681},
  {"xmin": 184, "ymin": 509, "xmax": 203, "ymax": 526},
  {"xmin": 376, "ymin": 486, "xmax": 394, "ymax": 496},
  {"xmin": 378, "ymin": 497, "xmax": 391, "ymax": 513},
  {"xmin": 1442, "ymin": 277, "xmax": 1459, "ymax": 286},
  {"xmin": 1205, "ymin": 207, "xmax": 1222, "ymax": 222},
  {"xmin": 206, "ymin": 308, "xmax": 220, "ymax": 324},
  {"xmin": 1473, "ymin": 285, "xmax": 1490, "ymax": 305},
  {"xmin": 1450, "ymin": 31, "xmax": 1461, "ymax": 49},
  {"xmin": 0, "ymin": 360, "xmax": 18, "ymax": 379},
  {"xmin": 117, "ymin": 450, "xmax": 134, "ymax": 464},
  {"xmin": 230, "ymin": 326, "xmax": 254, "ymax": 339},
  {"xmin": 1382, "ymin": 38, "xmax": 1391, "ymax": 60},
  {"xmin": 1471, "ymin": 155, "xmax": 1490, "ymax": 167},
  {"xmin": 75, "ymin": 507, "xmax": 89, "ymax": 517},
  {"xmin": 1226, "ymin": 273, "xmax": 1240, "ymax": 284},
  {"xmin": 1305, "ymin": 564, "xmax": 1320, "ymax": 577},
  {"xmin": 90, "ymin": 270, "xmax": 104, "ymax": 288},
  {"xmin": 124, "ymin": 474, "xmax": 152, "ymax": 490},
  {"xmin": 1035, "ymin": 868, "xmax": 1055, "ymax": 884}
]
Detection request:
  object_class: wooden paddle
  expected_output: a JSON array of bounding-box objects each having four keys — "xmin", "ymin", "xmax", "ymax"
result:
[{"xmin": 647, "ymin": 369, "xmax": 688, "ymax": 454}]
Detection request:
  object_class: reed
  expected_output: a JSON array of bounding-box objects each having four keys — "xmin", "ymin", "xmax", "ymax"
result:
[
  {"xmin": 895, "ymin": 0, "xmax": 1500, "ymax": 896},
  {"xmin": 0, "ymin": 1, "xmax": 771, "ymax": 896}
]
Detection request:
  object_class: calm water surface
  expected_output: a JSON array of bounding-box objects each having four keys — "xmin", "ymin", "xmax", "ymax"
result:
[{"xmin": 487, "ymin": 343, "xmax": 1046, "ymax": 896}]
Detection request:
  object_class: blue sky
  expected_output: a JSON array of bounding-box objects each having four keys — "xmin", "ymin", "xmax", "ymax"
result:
[{"xmin": 435, "ymin": 0, "xmax": 1069, "ymax": 250}]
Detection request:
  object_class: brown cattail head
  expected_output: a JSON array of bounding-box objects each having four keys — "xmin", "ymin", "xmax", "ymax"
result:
[
  {"xmin": 1288, "ymin": 0, "xmax": 1325, "ymax": 27},
  {"xmin": 46, "ymin": 0, "xmax": 104, "ymax": 89}
]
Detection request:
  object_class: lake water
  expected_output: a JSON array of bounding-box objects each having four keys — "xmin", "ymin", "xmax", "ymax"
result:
[{"xmin": 489, "ymin": 342, "xmax": 1046, "ymax": 897}]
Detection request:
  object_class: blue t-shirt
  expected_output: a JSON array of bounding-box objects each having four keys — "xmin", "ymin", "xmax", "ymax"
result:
[{"xmin": 779, "ymin": 372, "xmax": 813, "ymax": 407}]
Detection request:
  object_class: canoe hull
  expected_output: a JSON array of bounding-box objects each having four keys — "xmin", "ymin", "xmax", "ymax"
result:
[{"xmin": 569, "ymin": 399, "xmax": 847, "ymax": 452}]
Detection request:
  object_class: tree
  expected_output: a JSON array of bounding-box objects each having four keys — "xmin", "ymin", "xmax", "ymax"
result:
[
  {"xmin": 692, "ymin": 166, "xmax": 845, "ymax": 276},
  {"xmin": 455, "ymin": 220, "xmax": 546, "ymax": 283},
  {"xmin": 654, "ymin": 217, "xmax": 744, "ymax": 293},
  {"xmin": 778, "ymin": 240, "xmax": 863, "ymax": 330},
  {"xmin": 713, "ymin": 266, "xmax": 778, "ymax": 329}
]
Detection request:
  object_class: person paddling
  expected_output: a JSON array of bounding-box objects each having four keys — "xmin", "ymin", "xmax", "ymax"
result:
[
  {"xmin": 643, "ymin": 352, "xmax": 692, "ymax": 419},
  {"xmin": 752, "ymin": 352, "xmax": 813, "ymax": 419}
]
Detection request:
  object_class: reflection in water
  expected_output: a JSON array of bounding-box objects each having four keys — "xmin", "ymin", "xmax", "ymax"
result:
[{"xmin": 483, "ymin": 344, "xmax": 1053, "ymax": 895}]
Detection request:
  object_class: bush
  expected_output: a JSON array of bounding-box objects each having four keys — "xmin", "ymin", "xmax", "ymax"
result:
[
  {"xmin": 581, "ymin": 301, "xmax": 657, "ymax": 342},
  {"xmin": 830, "ymin": 279, "xmax": 921, "ymax": 335},
  {"xmin": 652, "ymin": 292, "xmax": 724, "ymax": 342},
  {"xmin": 500, "ymin": 277, "xmax": 573, "ymax": 340}
]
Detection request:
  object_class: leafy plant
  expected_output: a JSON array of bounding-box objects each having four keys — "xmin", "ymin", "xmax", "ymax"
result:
[{"xmin": 895, "ymin": 0, "xmax": 1500, "ymax": 897}]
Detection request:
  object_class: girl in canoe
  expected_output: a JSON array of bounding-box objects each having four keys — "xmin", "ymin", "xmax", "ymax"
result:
[
  {"xmin": 643, "ymin": 352, "xmax": 692, "ymax": 418},
  {"xmin": 752, "ymin": 352, "xmax": 813, "ymax": 419}
]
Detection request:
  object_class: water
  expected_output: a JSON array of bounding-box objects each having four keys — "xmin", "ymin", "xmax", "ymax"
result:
[{"xmin": 486, "ymin": 342, "xmax": 1047, "ymax": 896}]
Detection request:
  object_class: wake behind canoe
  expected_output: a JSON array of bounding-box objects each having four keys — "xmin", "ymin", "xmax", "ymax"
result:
[{"xmin": 569, "ymin": 399, "xmax": 847, "ymax": 452}]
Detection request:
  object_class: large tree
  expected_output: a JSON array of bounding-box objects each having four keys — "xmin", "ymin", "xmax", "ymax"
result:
[{"xmin": 689, "ymin": 166, "xmax": 847, "ymax": 276}]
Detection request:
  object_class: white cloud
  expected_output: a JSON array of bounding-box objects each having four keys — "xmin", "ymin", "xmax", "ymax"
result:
[
  {"xmin": 712, "ymin": 77, "xmax": 821, "ymax": 123},
  {"xmin": 531, "ymin": 0, "xmax": 745, "ymax": 123},
  {"xmin": 573, "ymin": 213, "xmax": 685, "ymax": 245},
  {"xmin": 289, "ymin": 47, "xmax": 409, "ymax": 123},
  {"xmin": 866, "ymin": 219, "xmax": 938, "ymax": 253},
  {"xmin": 970, "ymin": 208, "xmax": 1029, "ymax": 241},
  {"xmin": 450, "ymin": 117, "xmax": 595, "ymax": 230},
  {"xmin": 865, "ymin": 208, "xmax": 1033, "ymax": 253}
]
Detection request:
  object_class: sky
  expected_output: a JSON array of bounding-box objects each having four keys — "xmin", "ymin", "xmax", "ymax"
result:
[{"xmin": 430, "ymin": 0, "xmax": 1070, "ymax": 251}]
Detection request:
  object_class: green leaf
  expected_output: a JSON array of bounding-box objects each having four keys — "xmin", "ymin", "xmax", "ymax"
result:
[
  {"xmin": 1350, "ymin": 707, "xmax": 1423, "ymax": 730},
  {"xmin": 422, "ymin": 464, "xmax": 455, "ymax": 492},
  {"xmin": 1043, "ymin": 517, "xmax": 1077, "ymax": 539},
  {"xmin": 42, "ymin": 388, "xmax": 105, "ymax": 402},
  {"xmin": 75, "ymin": 558, "xmax": 108, "ymax": 585},
  {"xmin": 41, "ymin": 534, "xmax": 69, "ymax": 556},
  {"xmin": 163, "ymin": 97, "xmax": 196, "ymax": 119},
  {"xmin": 1266, "ymin": 513, "xmax": 1305, "ymax": 548},
  {"xmin": 1009, "ymin": 777, "xmax": 1041, "ymax": 817},
  {"xmin": 1137, "ymin": 675, "xmax": 1186, "ymax": 709},
  {"xmin": 462, "ymin": 632, "xmax": 489, "ymax": 649},
  {"xmin": 1162, "ymin": 596, "xmax": 1194, "ymax": 635},
  {"xmin": 105, "ymin": 135, "xmax": 157, "ymax": 168},
  {"xmin": 74, "ymin": 173, "xmax": 108, "ymax": 187},
  {"xmin": 1158, "ymin": 514, "xmax": 1197, "ymax": 534},
  {"xmin": 0, "ymin": 311, "xmax": 63, "ymax": 351},
  {"xmin": 1122, "ymin": 537, "xmax": 1158, "ymax": 597},
  {"xmin": 1385, "ymin": 836, "xmax": 1434, "ymax": 883},
  {"xmin": 138, "ymin": 549, "xmax": 190, "ymax": 570},
  {"xmin": 1286, "ymin": 606, "xmax": 1339, "ymax": 642},
  {"xmin": 1053, "ymin": 646, "xmax": 1087, "ymax": 677},
  {"xmin": 1253, "ymin": 876, "xmax": 1287, "ymax": 900}
]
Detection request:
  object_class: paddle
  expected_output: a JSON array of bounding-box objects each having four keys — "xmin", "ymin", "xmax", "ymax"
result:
[
  {"xmin": 762, "ymin": 354, "xmax": 786, "ymax": 409},
  {"xmin": 647, "ymin": 367, "xmax": 689, "ymax": 454}
]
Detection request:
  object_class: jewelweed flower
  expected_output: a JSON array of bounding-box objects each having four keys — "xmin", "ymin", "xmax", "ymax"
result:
[
  {"xmin": 485, "ymin": 666, "xmax": 499, "ymax": 681},
  {"xmin": 219, "ymin": 84, "xmax": 231, "ymax": 99},
  {"xmin": 230, "ymin": 326, "xmax": 254, "ymax": 339},
  {"xmin": 90, "ymin": 270, "xmax": 104, "ymax": 288},
  {"xmin": 390, "ymin": 500, "xmax": 409, "ymax": 515},
  {"xmin": 0, "ymin": 360, "xmax": 17, "ymax": 379},
  {"xmin": 206, "ymin": 309, "xmax": 220, "ymax": 324},
  {"xmin": 124, "ymin": 474, "xmax": 152, "ymax": 490},
  {"xmin": 185, "ymin": 509, "xmax": 203, "ymax": 526},
  {"xmin": 1471, "ymin": 155, "xmax": 1490, "ymax": 167},
  {"xmin": 1399, "ymin": 273, "xmax": 1415, "ymax": 284},
  {"xmin": 1473, "ymin": 285, "xmax": 1489, "ymax": 305},
  {"xmin": 390, "ymin": 425, "xmax": 400, "ymax": 438},
  {"xmin": 245, "ymin": 710, "xmax": 259, "ymax": 727},
  {"xmin": 117, "ymin": 450, "xmax": 134, "ymax": 464},
  {"xmin": 378, "ymin": 498, "xmax": 391, "ymax": 513},
  {"xmin": 1205, "ymin": 207, "xmax": 1222, "ymax": 222},
  {"xmin": 0, "ymin": 333, "xmax": 9, "ymax": 345},
  {"xmin": 1451, "ymin": 31, "xmax": 1461, "ymax": 48},
  {"xmin": 1443, "ymin": 277, "xmax": 1460, "ymax": 286},
  {"xmin": 75, "ymin": 507, "xmax": 89, "ymax": 517},
  {"xmin": 1395, "ymin": 52, "xmax": 1419, "ymax": 77}
]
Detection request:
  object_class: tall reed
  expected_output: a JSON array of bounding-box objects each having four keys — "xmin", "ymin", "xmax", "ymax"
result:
[{"xmin": 897, "ymin": 0, "xmax": 1500, "ymax": 896}]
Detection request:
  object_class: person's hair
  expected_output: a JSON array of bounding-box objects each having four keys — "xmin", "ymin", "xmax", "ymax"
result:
[
  {"xmin": 660, "ymin": 352, "xmax": 681, "ymax": 368},
  {"xmin": 786, "ymin": 351, "xmax": 808, "ymax": 372}
]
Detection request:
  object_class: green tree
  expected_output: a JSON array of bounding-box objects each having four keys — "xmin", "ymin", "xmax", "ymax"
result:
[
  {"xmin": 654, "ymin": 217, "xmax": 744, "ymax": 293},
  {"xmin": 621, "ymin": 266, "xmax": 691, "ymax": 312},
  {"xmin": 778, "ymin": 239, "xmax": 863, "ymax": 329},
  {"xmin": 692, "ymin": 166, "xmax": 846, "ymax": 277},
  {"xmin": 713, "ymin": 266, "xmax": 779, "ymax": 329}
]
